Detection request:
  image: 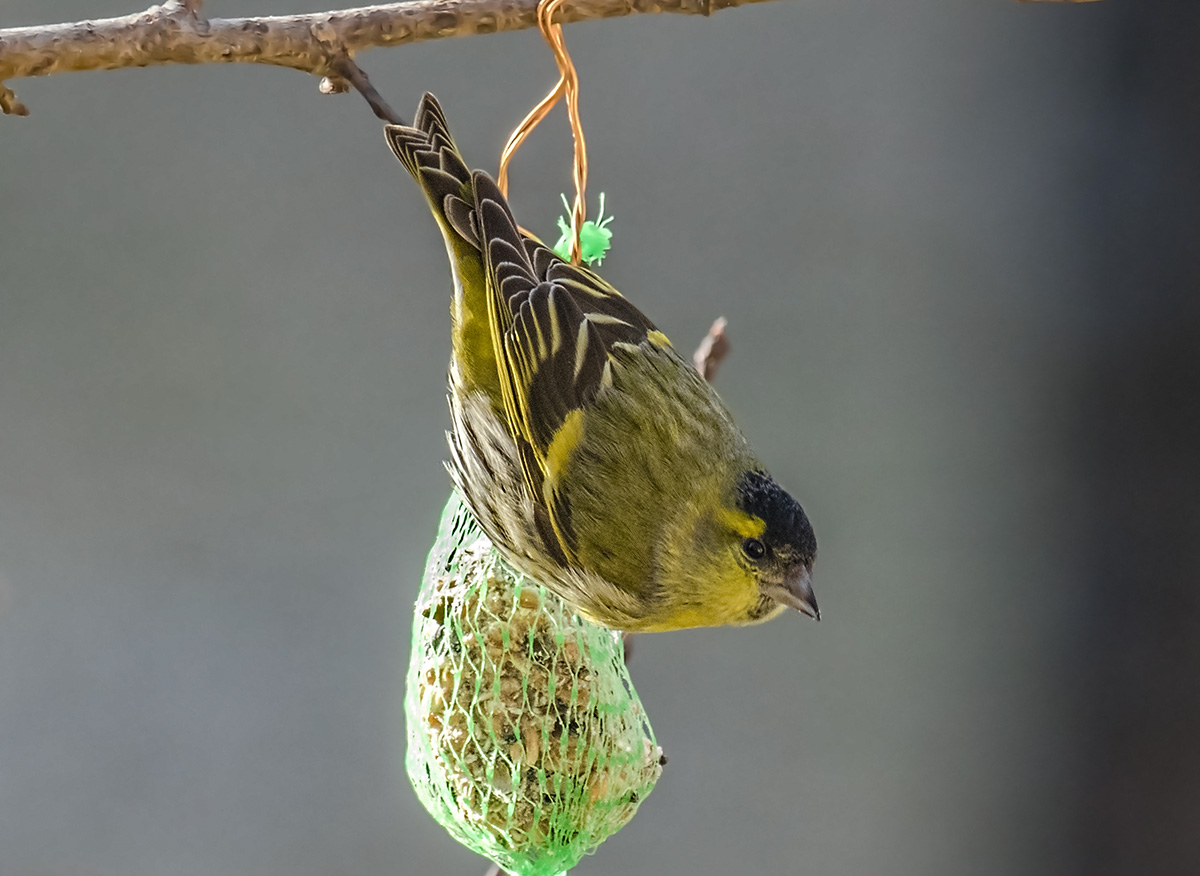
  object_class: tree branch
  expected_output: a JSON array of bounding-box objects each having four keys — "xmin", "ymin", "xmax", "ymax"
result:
[
  {"xmin": 0, "ymin": 0, "xmax": 773, "ymax": 116},
  {"xmin": 0, "ymin": 0, "xmax": 1111, "ymax": 116}
]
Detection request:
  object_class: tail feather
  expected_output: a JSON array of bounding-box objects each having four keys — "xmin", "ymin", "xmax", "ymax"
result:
[
  {"xmin": 384, "ymin": 93, "xmax": 461, "ymax": 177},
  {"xmin": 385, "ymin": 93, "xmax": 478, "ymax": 246}
]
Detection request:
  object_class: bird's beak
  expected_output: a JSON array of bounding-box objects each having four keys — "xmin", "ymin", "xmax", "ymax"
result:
[{"xmin": 763, "ymin": 565, "xmax": 820, "ymax": 621}]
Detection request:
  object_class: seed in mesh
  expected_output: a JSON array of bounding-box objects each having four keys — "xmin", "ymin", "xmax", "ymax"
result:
[{"xmin": 411, "ymin": 540, "xmax": 662, "ymax": 859}]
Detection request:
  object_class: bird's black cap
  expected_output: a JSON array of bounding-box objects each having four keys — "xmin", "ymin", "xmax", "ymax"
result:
[{"xmin": 736, "ymin": 470, "xmax": 817, "ymax": 563}]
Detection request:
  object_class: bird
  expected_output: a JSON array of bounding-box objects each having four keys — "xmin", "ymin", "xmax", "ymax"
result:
[{"xmin": 386, "ymin": 94, "xmax": 818, "ymax": 632}]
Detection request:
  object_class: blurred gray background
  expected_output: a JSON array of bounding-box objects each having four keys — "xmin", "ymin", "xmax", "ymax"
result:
[{"xmin": 3, "ymin": 1, "xmax": 1198, "ymax": 875}]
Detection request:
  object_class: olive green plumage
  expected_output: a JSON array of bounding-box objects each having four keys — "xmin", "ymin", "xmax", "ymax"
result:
[{"xmin": 386, "ymin": 94, "xmax": 818, "ymax": 632}]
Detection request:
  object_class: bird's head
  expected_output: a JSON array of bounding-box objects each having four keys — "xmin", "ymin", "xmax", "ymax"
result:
[{"xmin": 723, "ymin": 469, "xmax": 819, "ymax": 624}]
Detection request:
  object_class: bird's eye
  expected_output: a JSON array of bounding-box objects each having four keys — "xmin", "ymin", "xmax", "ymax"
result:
[{"xmin": 742, "ymin": 538, "xmax": 766, "ymax": 560}]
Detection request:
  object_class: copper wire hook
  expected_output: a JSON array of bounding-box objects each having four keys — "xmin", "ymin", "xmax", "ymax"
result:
[{"xmin": 497, "ymin": 0, "xmax": 589, "ymax": 265}]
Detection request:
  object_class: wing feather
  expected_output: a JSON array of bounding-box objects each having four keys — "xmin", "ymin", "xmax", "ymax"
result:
[
  {"xmin": 469, "ymin": 171, "xmax": 671, "ymax": 558},
  {"xmin": 473, "ymin": 172, "xmax": 664, "ymax": 451}
]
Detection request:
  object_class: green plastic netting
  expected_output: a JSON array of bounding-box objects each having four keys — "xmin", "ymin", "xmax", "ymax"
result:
[{"xmin": 406, "ymin": 493, "xmax": 663, "ymax": 876}]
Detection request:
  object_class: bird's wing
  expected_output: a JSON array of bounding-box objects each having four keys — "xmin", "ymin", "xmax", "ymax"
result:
[{"xmin": 472, "ymin": 173, "xmax": 661, "ymax": 552}]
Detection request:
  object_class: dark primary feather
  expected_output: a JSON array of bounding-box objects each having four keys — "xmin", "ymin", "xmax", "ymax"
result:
[{"xmin": 471, "ymin": 175, "xmax": 656, "ymax": 453}]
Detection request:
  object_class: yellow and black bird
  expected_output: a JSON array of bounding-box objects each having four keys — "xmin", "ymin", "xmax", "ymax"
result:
[{"xmin": 387, "ymin": 94, "xmax": 818, "ymax": 632}]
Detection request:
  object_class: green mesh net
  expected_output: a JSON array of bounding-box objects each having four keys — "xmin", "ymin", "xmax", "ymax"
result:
[{"xmin": 406, "ymin": 493, "xmax": 663, "ymax": 876}]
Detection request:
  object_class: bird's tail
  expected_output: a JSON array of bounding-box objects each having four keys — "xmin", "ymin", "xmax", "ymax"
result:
[
  {"xmin": 385, "ymin": 94, "xmax": 513, "ymax": 404},
  {"xmin": 384, "ymin": 94, "xmax": 484, "ymax": 252}
]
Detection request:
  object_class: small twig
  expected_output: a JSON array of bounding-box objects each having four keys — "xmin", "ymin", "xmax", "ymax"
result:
[
  {"xmin": 325, "ymin": 56, "xmax": 405, "ymax": 125},
  {"xmin": 693, "ymin": 317, "xmax": 730, "ymax": 382}
]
